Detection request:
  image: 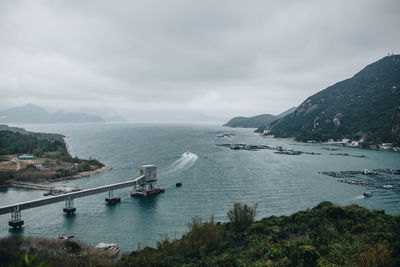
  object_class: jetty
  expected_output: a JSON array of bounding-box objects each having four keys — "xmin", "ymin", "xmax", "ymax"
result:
[
  {"xmin": 217, "ymin": 143, "xmax": 321, "ymax": 155},
  {"xmin": 10, "ymin": 182, "xmax": 54, "ymax": 191}
]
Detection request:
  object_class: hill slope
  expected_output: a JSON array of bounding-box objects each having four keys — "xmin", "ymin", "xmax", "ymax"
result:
[
  {"xmin": 118, "ymin": 202, "xmax": 400, "ymax": 266},
  {"xmin": 224, "ymin": 107, "xmax": 296, "ymax": 128},
  {"xmin": 0, "ymin": 104, "xmax": 105, "ymax": 123},
  {"xmin": 1, "ymin": 202, "xmax": 398, "ymax": 266},
  {"xmin": 263, "ymin": 55, "xmax": 400, "ymax": 146}
]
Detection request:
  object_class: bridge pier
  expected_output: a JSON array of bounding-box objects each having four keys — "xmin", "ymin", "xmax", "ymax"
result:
[
  {"xmin": 9, "ymin": 206, "xmax": 24, "ymax": 229},
  {"xmin": 63, "ymin": 197, "xmax": 76, "ymax": 215},
  {"xmin": 0, "ymin": 168, "xmax": 154, "ymax": 227},
  {"xmin": 105, "ymin": 189, "xmax": 121, "ymax": 205}
]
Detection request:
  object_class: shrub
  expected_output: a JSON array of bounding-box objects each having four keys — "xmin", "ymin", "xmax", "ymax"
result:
[
  {"xmin": 64, "ymin": 241, "xmax": 81, "ymax": 254},
  {"xmin": 25, "ymin": 164, "xmax": 36, "ymax": 170},
  {"xmin": 227, "ymin": 203, "xmax": 258, "ymax": 232},
  {"xmin": 357, "ymin": 244, "xmax": 392, "ymax": 267},
  {"xmin": 0, "ymin": 171, "xmax": 13, "ymax": 185}
]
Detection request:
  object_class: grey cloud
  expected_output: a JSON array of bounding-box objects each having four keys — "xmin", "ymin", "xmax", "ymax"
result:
[{"xmin": 0, "ymin": 0, "xmax": 399, "ymax": 121}]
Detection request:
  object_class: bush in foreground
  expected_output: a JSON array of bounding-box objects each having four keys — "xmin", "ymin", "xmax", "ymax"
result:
[
  {"xmin": 1, "ymin": 202, "xmax": 399, "ymax": 266},
  {"xmin": 119, "ymin": 201, "xmax": 400, "ymax": 266}
]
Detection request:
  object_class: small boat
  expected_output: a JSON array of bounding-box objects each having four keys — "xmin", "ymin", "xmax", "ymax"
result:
[
  {"xmin": 363, "ymin": 192, "xmax": 373, "ymax": 198},
  {"xmin": 176, "ymin": 182, "xmax": 182, "ymax": 187}
]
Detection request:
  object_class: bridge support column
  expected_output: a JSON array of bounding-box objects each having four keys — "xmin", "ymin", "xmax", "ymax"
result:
[
  {"xmin": 9, "ymin": 206, "xmax": 24, "ymax": 229},
  {"xmin": 63, "ymin": 197, "xmax": 76, "ymax": 215},
  {"xmin": 105, "ymin": 189, "xmax": 121, "ymax": 205}
]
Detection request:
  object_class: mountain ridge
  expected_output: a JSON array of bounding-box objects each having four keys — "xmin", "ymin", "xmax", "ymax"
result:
[
  {"xmin": 223, "ymin": 107, "xmax": 296, "ymax": 128},
  {"xmin": 259, "ymin": 55, "xmax": 400, "ymax": 146},
  {"xmin": 0, "ymin": 104, "xmax": 105, "ymax": 124}
]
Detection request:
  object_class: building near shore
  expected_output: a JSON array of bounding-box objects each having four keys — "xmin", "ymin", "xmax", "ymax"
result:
[
  {"xmin": 381, "ymin": 143, "xmax": 393, "ymax": 150},
  {"xmin": 18, "ymin": 155, "xmax": 34, "ymax": 160}
]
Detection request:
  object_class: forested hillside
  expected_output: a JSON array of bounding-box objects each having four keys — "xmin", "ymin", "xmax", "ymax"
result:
[
  {"xmin": 0, "ymin": 127, "xmax": 66, "ymax": 156},
  {"xmin": 259, "ymin": 55, "xmax": 400, "ymax": 146}
]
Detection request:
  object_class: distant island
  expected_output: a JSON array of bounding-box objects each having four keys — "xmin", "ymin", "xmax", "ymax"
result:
[
  {"xmin": 0, "ymin": 125, "xmax": 110, "ymax": 186},
  {"xmin": 0, "ymin": 103, "xmax": 105, "ymax": 124},
  {"xmin": 223, "ymin": 107, "xmax": 296, "ymax": 128}
]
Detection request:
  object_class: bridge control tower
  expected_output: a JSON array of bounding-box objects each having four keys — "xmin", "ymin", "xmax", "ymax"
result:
[{"xmin": 131, "ymin": 165, "xmax": 165, "ymax": 197}]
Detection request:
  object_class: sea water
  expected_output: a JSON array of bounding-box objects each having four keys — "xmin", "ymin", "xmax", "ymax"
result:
[{"xmin": 0, "ymin": 123, "xmax": 399, "ymax": 251}]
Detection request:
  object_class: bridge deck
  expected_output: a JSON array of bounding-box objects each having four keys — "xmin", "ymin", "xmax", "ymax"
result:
[{"xmin": 0, "ymin": 175, "xmax": 145, "ymax": 215}]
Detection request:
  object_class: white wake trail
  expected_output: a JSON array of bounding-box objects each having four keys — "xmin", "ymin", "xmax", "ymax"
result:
[{"xmin": 164, "ymin": 152, "xmax": 198, "ymax": 175}]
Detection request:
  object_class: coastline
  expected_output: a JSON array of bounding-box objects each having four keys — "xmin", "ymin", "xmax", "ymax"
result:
[
  {"xmin": 6, "ymin": 162, "xmax": 112, "ymax": 188},
  {"xmin": 258, "ymin": 134, "xmax": 399, "ymax": 152},
  {"xmin": 4, "ymin": 137, "xmax": 113, "ymax": 188},
  {"xmin": 42, "ymin": 162, "xmax": 112, "ymax": 184},
  {"xmin": 63, "ymin": 136, "xmax": 72, "ymax": 156},
  {"xmin": 60, "ymin": 136, "xmax": 113, "ymax": 180}
]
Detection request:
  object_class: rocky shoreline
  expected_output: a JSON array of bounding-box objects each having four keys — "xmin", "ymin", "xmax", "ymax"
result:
[
  {"xmin": 42, "ymin": 163, "xmax": 112, "ymax": 184},
  {"xmin": 5, "ymin": 163, "xmax": 113, "ymax": 189}
]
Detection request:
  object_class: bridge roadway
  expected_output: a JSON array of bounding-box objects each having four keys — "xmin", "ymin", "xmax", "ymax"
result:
[{"xmin": 0, "ymin": 175, "xmax": 145, "ymax": 215}]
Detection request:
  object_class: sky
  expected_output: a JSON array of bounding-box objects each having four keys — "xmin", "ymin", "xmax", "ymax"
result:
[{"xmin": 0, "ymin": 0, "xmax": 399, "ymax": 122}]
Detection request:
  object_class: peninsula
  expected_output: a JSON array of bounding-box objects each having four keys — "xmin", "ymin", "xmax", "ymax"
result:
[{"xmin": 0, "ymin": 125, "xmax": 111, "ymax": 186}]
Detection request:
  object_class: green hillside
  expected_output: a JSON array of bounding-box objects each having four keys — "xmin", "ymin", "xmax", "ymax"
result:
[
  {"xmin": 0, "ymin": 125, "xmax": 66, "ymax": 155},
  {"xmin": 118, "ymin": 202, "xmax": 399, "ymax": 266},
  {"xmin": 262, "ymin": 55, "xmax": 400, "ymax": 146}
]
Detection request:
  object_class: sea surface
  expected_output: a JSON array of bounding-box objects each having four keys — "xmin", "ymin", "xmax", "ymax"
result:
[{"xmin": 1, "ymin": 123, "xmax": 399, "ymax": 251}]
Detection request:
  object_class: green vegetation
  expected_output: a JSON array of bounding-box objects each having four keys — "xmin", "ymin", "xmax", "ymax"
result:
[
  {"xmin": 227, "ymin": 202, "xmax": 258, "ymax": 231},
  {"xmin": 53, "ymin": 159, "xmax": 104, "ymax": 178},
  {"xmin": 0, "ymin": 237, "xmax": 114, "ymax": 266},
  {"xmin": 20, "ymin": 251, "xmax": 50, "ymax": 267},
  {"xmin": 0, "ymin": 202, "xmax": 398, "ymax": 266},
  {"xmin": 64, "ymin": 240, "xmax": 82, "ymax": 254},
  {"xmin": 257, "ymin": 55, "xmax": 400, "ymax": 146},
  {"xmin": 0, "ymin": 126, "xmax": 105, "ymax": 185},
  {"xmin": 119, "ymin": 202, "xmax": 400, "ymax": 266},
  {"xmin": 0, "ymin": 130, "xmax": 66, "ymax": 156},
  {"xmin": 0, "ymin": 171, "xmax": 13, "ymax": 185}
]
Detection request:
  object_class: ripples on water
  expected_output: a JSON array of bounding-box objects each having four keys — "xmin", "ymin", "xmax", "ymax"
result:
[{"xmin": 0, "ymin": 123, "xmax": 399, "ymax": 251}]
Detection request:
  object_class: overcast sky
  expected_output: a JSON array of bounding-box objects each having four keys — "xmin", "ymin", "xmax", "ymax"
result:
[{"xmin": 0, "ymin": 0, "xmax": 399, "ymax": 122}]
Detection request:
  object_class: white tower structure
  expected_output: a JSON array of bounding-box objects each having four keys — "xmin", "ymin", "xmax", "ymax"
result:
[{"xmin": 131, "ymin": 165, "xmax": 164, "ymax": 197}]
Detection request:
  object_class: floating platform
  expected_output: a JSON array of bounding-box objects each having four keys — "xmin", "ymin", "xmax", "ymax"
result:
[
  {"xmin": 9, "ymin": 220, "xmax": 24, "ymax": 228},
  {"xmin": 131, "ymin": 188, "xmax": 165, "ymax": 197},
  {"xmin": 105, "ymin": 197, "xmax": 121, "ymax": 204},
  {"xmin": 63, "ymin": 207, "xmax": 76, "ymax": 215}
]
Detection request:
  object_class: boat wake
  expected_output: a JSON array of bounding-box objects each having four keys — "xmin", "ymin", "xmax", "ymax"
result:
[
  {"xmin": 164, "ymin": 152, "xmax": 198, "ymax": 175},
  {"xmin": 352, "ymin": 195, "xmax": 365, "ymax": 200}
]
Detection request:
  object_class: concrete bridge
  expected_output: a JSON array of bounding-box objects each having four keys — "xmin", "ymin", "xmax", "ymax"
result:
[{"xmin": 0, "ymin": 165, "xmax": 162, "ymax": 228}]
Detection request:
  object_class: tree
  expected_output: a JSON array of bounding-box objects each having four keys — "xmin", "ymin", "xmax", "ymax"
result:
[{"xmin": 227, "ymin": 203, "xmax": 258, "ymax": 232}]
